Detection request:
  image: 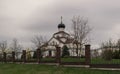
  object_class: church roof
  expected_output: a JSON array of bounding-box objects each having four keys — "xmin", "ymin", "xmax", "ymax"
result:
[
  {"xmin": 54, "ymin": 36, "xmax": 78, "ymax": 44},
  {"xmin": 53, "ymin": 31, "xmax": 70, "ymax": 36}
]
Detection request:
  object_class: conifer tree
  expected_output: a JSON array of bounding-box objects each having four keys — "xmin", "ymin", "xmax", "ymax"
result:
[{"xmin": 62, "ymin": 45, "xmax": 69, "ymax": 57}]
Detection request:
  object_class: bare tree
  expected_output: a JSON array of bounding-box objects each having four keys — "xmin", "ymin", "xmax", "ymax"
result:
[
  {"xmin": 31, "ymin": 35, "xmax": 47, "ymax": 49},
  {"xmin": 0, "ymin": 41, "xmax": 7, "ymax": 53},
  {"xmin": 71, "ymin": 16, "xmax": 92, "ymax": 56},
  {"xmin": 10, "ymin": 38, "xmax": 22, "ymax": 59},
  {"xmin": 101, "ymin": 39, "xmax": 115, "ymax": 50},
  {"xmin": 116, "ymin": 39, "xmax": 120, "ymax": 50}
]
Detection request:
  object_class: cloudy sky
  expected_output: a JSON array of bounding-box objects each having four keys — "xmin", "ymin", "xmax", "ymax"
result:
[{"xmin": 0, "ymin": 0, "xmax": 120, "ymax": 49}]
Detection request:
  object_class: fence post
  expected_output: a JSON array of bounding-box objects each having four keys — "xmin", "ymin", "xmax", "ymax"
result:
[
  {"xmin": 37, "ymin": 48, "xmax": 41, "ymax": 63},
  {"xmin": 3, "ymin": 52, "xmax": 6, "ymax": 63},
  {"xmin": 12, "ymin": 51, "xmax": 15, "ymax": 63},
  {"xmin": 85, "ymin": 44, "xmax": 91, "ymax": 65},
  {"xmin": 22, "ymin": 50, "xmax": 26, "ymax": 63},
  {"xmin": 56, "ymin": 46, "xmax": 61, "ymax": 65}
]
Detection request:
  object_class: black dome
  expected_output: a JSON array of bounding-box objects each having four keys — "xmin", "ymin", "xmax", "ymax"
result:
[{"xmin": 58, "ymin": 23, "xmax": 65, "ymax": 28}]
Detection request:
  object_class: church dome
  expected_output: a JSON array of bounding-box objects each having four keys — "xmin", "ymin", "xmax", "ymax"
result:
[
  {"xmin": 58, "ymin": 23, "xmax": 65, "ymax": 28},
  {"xmin": 58, "ymin": 16, "xmax": 65, "ymax": 28}
]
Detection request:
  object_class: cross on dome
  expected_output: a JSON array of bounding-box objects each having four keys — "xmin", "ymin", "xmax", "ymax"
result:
[
  {"xmin": 58, "ymin": 16, "xmax": 65, "ymax": 29},
  {"xmin": 61, "ymin": 16, "xmax": 63, "ymax": 24}
]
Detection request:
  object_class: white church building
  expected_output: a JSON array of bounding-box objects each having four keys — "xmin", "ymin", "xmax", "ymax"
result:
[{"xmin": 41, "ymin": 17, "xmax": 85, "ymax": 57}]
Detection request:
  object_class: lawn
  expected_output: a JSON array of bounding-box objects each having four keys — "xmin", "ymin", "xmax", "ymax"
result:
[
  {"xmin": 61, "ymin": 57, "xmax": 85, "ymax": 62},
  {"xmin": 91, "ymin": 58, "xmax": 120, "ymax": 64},
  {"xmin": 0, "ymin": 63, "xmax": 120, "ymax": 74},
  {"xmin": 26, "ymin": 57, "xmax": 85, "ymax": 62}
]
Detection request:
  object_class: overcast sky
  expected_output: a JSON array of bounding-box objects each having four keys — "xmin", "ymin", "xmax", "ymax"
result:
[{"xmin": 0, "ymin": 0, "xmax": 120, "ymax": 49}]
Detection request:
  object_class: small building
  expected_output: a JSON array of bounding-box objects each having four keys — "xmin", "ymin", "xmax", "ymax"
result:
[{"xmin": 41, "ymin": 17, "xmax": 85, "ymax": 57}]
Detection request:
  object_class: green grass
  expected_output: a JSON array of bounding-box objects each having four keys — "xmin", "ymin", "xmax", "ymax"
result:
[
  {"xmin": 61, "ymin": 57, "xmax": 85, "ymax": 62},
  {"xmin": 28, "ymin": 57, "xmax": 85, "ymax": 62},
  {"xmin": 61, "ymin": 57, "xmax": 120, "ymax": 64},
  {"xmin": 91, "ymin": 58, "xmax": 120, "ymax": 64},
  {"xmin": 0, "ymin": 63, "xmax": 120, "ymax": 74},
  {"xmin": 41, "ymin": 58, "xmax": 55, "ymax": 61}
]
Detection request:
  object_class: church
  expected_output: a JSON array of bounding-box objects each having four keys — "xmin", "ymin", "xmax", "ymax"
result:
[{"xmin": 41, "ymin": 17, "xmax": 85, "ymax": 57}]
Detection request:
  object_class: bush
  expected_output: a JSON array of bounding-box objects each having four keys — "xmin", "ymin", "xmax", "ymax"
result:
[
  {"xmin": 62, "ymin": 45, "xmax": 70, "ymax": 57},
  {"xmin": 33, "ymin": 51, "xmax": 37, "ymax": 59},
  {"xmin": 21, "ymin": 54, "xmax": 23, "ymax": 60},
  {"xmin": 7, "ymin": 54, "xmax": 12, "ymax": 60},
  {"xmin": 81, "ymin": 55, "xmax": 85, "ymax": 58},
  {"xmin": 101, "ymin": 49, "xmax": 113, "ymax": 60},
  {"xmin": 0, "ymin": 54, "xmax": 3, "ymax": 60},
  {"xmin": 26, "ymin": 51, "xmax": 31, "ymax": 60},
  {"xmin": 32, "ymin": 50, "xmax": 43, "ymax": 59},
  {"xmin": 113, "ymin": 50, "xmax": 120, "ymax": 59}
]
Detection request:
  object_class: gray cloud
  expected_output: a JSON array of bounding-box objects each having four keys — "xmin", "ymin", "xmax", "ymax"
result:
[{"xmin": 0, "ymin": 0, "xmax": 120, "ymax": 48}]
